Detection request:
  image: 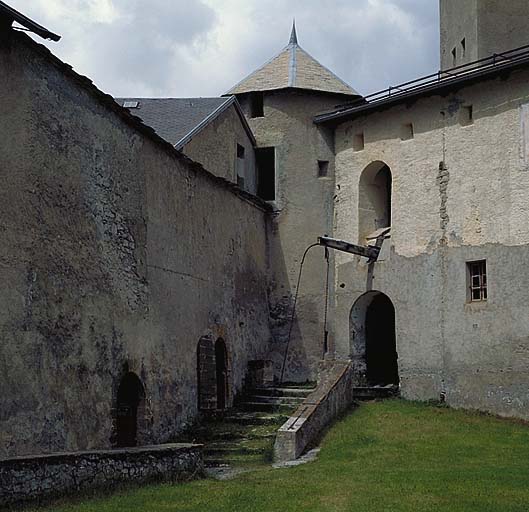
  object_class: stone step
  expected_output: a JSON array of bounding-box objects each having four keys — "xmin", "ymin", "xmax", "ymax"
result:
[
  {"xmin": 223, "ymin": 412, "xmax": 289, "ymax": 426},
  {"xmin": 237, "ymin": 401, "xmax": 298, "ymax": 413},
  {"xmin": 243, "ymin": 395, "xmax": 306, "ymax": 405},
  {"xmin": 353, "ymin": 385, "xmax": 399, "ymax": 400},
  {"xmin": 248, "ymin": 387, "xmax": 316, "ymax": 398},
  {"xmin": 205, "ymin": 445, "xmax": 268, "ymax": 456}
]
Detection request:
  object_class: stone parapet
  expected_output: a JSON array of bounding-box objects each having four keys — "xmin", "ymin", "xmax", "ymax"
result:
[
  {"xmin": 274, "ymin": 361, "xmax": 354, "ymax": 462},
  {"xmin": 0, "ymin": 443, "xmax": 203, "ymax": 507}
]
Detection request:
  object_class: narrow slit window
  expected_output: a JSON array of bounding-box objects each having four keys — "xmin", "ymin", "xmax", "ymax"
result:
[
  {"xmin": 461, "ymin": 38, "xmax": 466, "ymax": 57},
  {"xmin": 467, "ymin": 260, "xmax": 487, "ymax": 302},
  {"xmin": 318, "ymin": 160, "xmax": 329, "ymax": 178},
  {"xmin": 250, "ymin": 92, "xmax": 264, "ymax": 118},
  {"xmin": 256, "ymin": 147, "xmax": 275, "ymax": 200}
]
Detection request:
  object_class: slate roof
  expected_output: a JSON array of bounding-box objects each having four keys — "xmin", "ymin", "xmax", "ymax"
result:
[
  {"xmin": 114, "ymin": 97, "xmax": 247, "ymax": 149},
  {"xmin": 226, "ymin": 23, "xmax": 359, "ymax": 98}
]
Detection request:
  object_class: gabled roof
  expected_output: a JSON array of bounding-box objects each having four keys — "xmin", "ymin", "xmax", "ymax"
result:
[
  {"xmin": 226, "ymin": 22, "xmax": 359, "ymax": 98},
  {"xmin": 115, "ymin": 96, "xmax": 255, "ymax": 149},
  {"xmin": 0, "ymin": 0, "xmax": 60, "ymax": 41}
]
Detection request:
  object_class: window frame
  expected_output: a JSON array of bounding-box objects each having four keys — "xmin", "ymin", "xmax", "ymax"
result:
[{"xmin": 467, "ymin": 260, "xmax": 487, "ymax": 302}]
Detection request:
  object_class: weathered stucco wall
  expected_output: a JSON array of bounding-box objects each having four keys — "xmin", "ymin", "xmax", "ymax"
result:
[
  {"xmin": 182, "ymin": 104, "xmax": 257, "ymax": 195},
  {"xmin": 0, "ymin": 32, "xmax": 272, "ymax": 459},
  {"xmin": 239, "ymin": 90, "xmax": 342, "ymax": 382},
  {"xmin": 333, "ymin": 68, "xmax": 529, "ymax": 419}
]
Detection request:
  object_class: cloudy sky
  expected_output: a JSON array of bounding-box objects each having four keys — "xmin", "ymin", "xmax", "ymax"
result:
[{"xmin": 9, "ymin": 0, "xmax": 440, "ymax": 98}]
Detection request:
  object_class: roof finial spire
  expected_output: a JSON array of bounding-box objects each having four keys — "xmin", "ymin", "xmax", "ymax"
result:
[{"xmin": 289, "ymin": 19, "xmax": 298, "ymax": 45}]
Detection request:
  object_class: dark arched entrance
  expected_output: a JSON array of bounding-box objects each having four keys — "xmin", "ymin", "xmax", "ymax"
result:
[
  {"xmin": 215, "ymin": 338, "xmax": 228, "ymax": 410},
  {"xmin": 350, "ymin": 291, "xmax": 399, "ymax": 386},
  {"xmin": 116, "ymin": 372, "xmax": 145, "ymax": 447}
]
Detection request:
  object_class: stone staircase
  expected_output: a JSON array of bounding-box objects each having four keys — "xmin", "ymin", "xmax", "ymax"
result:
[
  {"xmin": 353, "ymin": 384, "xmax": 399, "ymax": 401},
  {"xmin": 181, "ymin": 384, "xmax": 315, "ymax": 478}
]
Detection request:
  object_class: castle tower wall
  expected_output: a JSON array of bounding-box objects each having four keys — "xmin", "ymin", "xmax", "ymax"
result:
[{"xmin": 440, "ymin": 0, "xmax": 529, "ymax": 71}]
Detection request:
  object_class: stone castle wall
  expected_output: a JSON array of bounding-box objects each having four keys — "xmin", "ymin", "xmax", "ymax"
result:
[{"xmin": 0, "ymin": 32, "xmax": 273, "ymax": 459}]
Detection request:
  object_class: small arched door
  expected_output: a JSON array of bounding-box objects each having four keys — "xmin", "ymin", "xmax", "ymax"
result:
[
  {"xmin": 116, "ymin": 372, "xmax": 145, "ymax": 447},
  {"xmin": 350, "ymin": 291, "xmax": 399, "ymax": 386},
  {"xmin": 215, "ymin": 338, "xmax": 228, "ymax": 410}
]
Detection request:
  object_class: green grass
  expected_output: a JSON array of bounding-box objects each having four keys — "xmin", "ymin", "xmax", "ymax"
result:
[{"xmin": 28, "ymin": 400, "xmax": 529, "ymax": 512}]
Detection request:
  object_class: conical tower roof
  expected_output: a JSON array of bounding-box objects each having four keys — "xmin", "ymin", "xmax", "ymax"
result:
[{"xmin": 226, "ymin": 22, "xmax": 359, "ymax": 98}]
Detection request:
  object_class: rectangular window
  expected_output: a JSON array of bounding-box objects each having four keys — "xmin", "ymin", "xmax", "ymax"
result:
[
  {"xmin": 256, "ymin": 147, "xmax": 275, "ymax": 200},
  {"xmin": 460, "ymin": 105, "xmax": 473, "ymax": 126},
  {"xmin": 353, "ymin": 132, "xmax": 365, "ymax": 151},
  {"xmin": 400, "ymin": 123, "xmax": 414, "ymax": 141},
  {"xmin": 467, "ymin": 260, "xmax": 487, "ymax": 302},
  {"xmin": 318, "ymin": 160, "xmax": 329, "ymax": 178},
  {"xmin": 250, "ymin": 92, "xmax": 264, "ymax": 118}
]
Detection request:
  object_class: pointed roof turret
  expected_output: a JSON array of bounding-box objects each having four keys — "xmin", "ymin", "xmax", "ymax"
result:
[
  {"xmin": 289, "ymin": 20, "xmax": 298, "ymax": 46},
  {"xmin": 225, "ymin": 24, "xmax": 359, "ymax": 98}
]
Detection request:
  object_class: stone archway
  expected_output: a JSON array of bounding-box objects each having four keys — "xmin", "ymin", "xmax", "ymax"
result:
[
  {"xmin": 350, "ymin": 291, "xmax": 399, "ymax": 386},
  {"xmin": 358, "ymin": 161, "xmax": 392, "ymax": 243},
  {"xmin": 116, "ymin": 372, "xmax": 146, "ymax": 447},
  {"xmin": 197, "ymin": 336, "xmax": 230, "ymax": 412}
]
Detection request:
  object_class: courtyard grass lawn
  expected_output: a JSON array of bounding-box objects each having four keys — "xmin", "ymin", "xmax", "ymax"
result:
[{"xmin": 30, "ymin": 400, "xmax": 529, "ymax": 512}]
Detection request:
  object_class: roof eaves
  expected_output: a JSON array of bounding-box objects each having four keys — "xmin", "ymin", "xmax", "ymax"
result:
[
  {"xmin": 0, "ymin": 0, "xmax": 60, "ymax": 41},
  {"xmin": 315, "ymin": 55, "xmax": 529, "ymax": 125}
]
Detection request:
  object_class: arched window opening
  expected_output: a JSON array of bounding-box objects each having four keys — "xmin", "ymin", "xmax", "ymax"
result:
[
  {"xmin": 349, "ymin": 291, "xmax": 399, "ymax": 387},
  {"xmin": 358, "ymin": 161, "xmax": 392, "ymax": 243},
  {"xmin": 116, "ymin": 372, "xmax": 145, "ymax": 447}
]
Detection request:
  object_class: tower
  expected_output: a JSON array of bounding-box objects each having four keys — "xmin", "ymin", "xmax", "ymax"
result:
[
  {"xmin": 226, "ymin": 23, "xmax": 360, "ymax": 380},
  {"xmin": 440, "ymin": 0, "xmax": 529, "ymax": 70}
]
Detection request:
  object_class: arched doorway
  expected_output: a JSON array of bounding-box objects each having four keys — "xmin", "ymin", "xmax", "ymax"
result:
[
  {"xmin": 358, "ymin": 161, "xmax": 392, "ymax": 243},
  {"xmin": 215, "ymin": 338, "xmax": 228, "ymax": 410},
  {"xmin": 350, "ymin": 291, "xmax": 398, "ymax": 386},
  {"xmin": 116, "ymin": 372, "xmax": 145, "ymax": 447}
]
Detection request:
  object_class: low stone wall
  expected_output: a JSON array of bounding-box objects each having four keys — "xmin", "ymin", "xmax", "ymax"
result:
[
  {"xmin": 0, "ymin": 443, "xmax": 203, "ymax": 507},
  {"xmin": 274, "ymin": 361, "xmax": 354, "ymax": 462}
]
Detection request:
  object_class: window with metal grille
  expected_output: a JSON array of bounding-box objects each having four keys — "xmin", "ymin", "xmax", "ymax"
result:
[{"xmin": 467, "ymin": 260, "xmax": 487, "ymax": 302}]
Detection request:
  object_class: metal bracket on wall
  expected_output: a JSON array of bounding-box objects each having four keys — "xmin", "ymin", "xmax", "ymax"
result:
[{"xmin": 318, "ymin": 235, "xmax": 383, "ymax": 263}]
